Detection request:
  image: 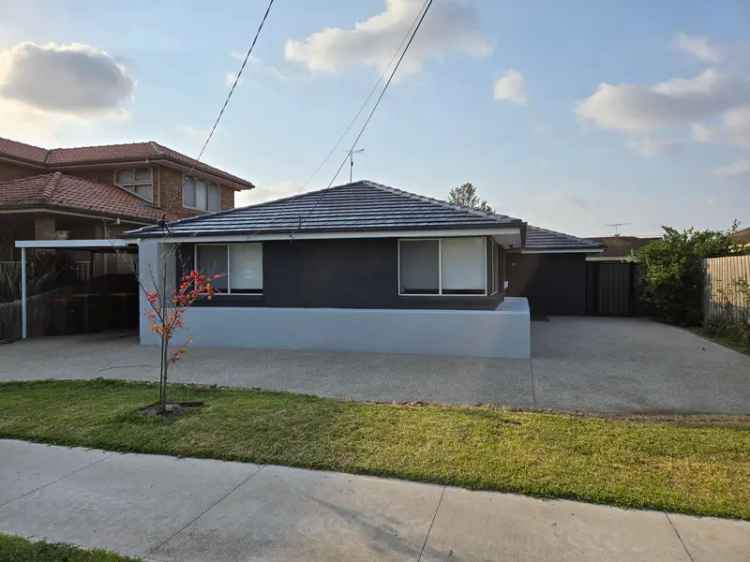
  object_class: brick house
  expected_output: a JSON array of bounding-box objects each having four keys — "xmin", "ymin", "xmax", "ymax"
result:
[{"xmin": 0, "ymin": 136, "xmax": 253, "ymax": 262}]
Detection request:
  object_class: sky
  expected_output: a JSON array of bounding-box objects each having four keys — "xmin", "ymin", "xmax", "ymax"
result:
[{"xmin": 0, "ymin": 0, "xmax": 748, "ymax": 237}]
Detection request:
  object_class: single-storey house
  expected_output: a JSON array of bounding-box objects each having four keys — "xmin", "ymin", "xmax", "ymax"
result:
[
  {"xmin": 505, "ymin": 226, "xmax": 603, "ymax": 316},
  {"xmin": 124, "ymin": 180, "xmax": 601, "ymax": 358}
]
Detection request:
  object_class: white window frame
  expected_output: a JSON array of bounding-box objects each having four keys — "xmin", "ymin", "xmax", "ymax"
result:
[
  {"xmin": 183, "ymin": 174, "xmax": 221, "ymax": 212},
  {"xmin": 114, "ymin": 167, "xmax": 154, "ymax": 203},
  {"xmin": 397, "ymin": 237, "xmax": 488, "ymax": 297},
  {"xmin": 489, "ymin": 238, "xmax": 500, "ymax": 295},
  {"xmin": 194, "ymin": 243, "xmax": 263, "ymax": 295}
]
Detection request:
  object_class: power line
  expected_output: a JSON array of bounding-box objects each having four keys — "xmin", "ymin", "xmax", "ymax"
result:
[
  {"xmin": 194, "ymin": 0, "xmax": 276, "ymax": 165},
  {"xmin": 326, "ymin": 0, "xmax": 434, "ymax": 188},
  {"xmin": 299, "ymin": 2, "xmax": 426, "ymax": 191}
]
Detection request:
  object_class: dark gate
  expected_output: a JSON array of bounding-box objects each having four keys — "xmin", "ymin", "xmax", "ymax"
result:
[{"xmin": 586, "ymin": 262, "xmax": 639, "ymax": 316}]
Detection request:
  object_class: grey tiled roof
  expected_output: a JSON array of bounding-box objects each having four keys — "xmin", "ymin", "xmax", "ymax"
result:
[
  {"xmin": 525, "ymin": 225, "xmax": 602, "ymax": 251},
  {"xmin": 128, "ymin": 180, "xmax": 523, "ymax": 238}
]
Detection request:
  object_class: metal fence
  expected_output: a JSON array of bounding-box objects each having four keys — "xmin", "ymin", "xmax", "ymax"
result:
[{"xmin": 704, "ymin": 255, "xmax": 750, "ymax": 322}]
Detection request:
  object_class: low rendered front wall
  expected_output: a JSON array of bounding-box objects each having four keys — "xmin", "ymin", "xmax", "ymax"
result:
[{"xmin": 140, "ymin": 298, "xmax": 531, "ymax": 359}]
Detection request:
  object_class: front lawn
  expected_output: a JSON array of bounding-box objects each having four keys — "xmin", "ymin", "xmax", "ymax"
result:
[
  {"xmin": 0, "ymin": 533, "xmax": 139, "ymax": 562},
  {"xmin": 1, "ymin": 379, "xmax": 749, "ymax": 520}
]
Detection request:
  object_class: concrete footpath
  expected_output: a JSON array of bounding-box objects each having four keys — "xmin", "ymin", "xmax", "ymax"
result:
[{"xmin": 1, "ymin": 441, "xmax": 748, "ymax": 562}]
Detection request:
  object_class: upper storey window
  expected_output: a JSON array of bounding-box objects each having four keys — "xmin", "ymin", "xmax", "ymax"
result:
[
  {"xmin": 183, "ymin": 175, "xmax": 221, "ymax": 212},
  {"xmin": 115, "ymin": 168, "xmax": 153, "ymax": 202}
]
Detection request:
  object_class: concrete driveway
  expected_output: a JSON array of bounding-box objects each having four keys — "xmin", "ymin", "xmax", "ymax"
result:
[{"xmin": 1, "ymin": 317, "xmax": 748, "ymax": 414}]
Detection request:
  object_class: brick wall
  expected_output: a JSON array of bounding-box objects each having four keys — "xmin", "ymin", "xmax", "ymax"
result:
[
  {"xmin": 161, "ymin": 167, "xmax": 235, "ymax": 213},
  {"xmin": 2, "ymin": 158, "xmax": 236, "ymax": 215},
  {"xmin": 63, "ymin": 167, "xmax": 119, "ymax": 186},
  {"xmin": 0, "ymin": 161, "xmax": 42, "ymax": 182},
  {"xmin": 221, "ymin": 186, "xmax": 234, "ymax": 210}
]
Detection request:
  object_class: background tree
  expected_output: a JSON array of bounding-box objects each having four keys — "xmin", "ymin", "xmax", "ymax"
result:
[
  {"xmin": 638, "ymin": 224, "xmax": 738, "ymax": 326},
  {"xmin": 448, "ymin": 182, "xmax": 494, "ymax": 214}
]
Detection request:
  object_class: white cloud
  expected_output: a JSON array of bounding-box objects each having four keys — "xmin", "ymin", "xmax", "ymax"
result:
[
  {"xmin": 577, "ymin": 32, "xmax": 750, "ymax": 169},
  {"xmin": 714, "ymin": 159, "xmax": 750, "ymax": 177},
  {"xmin": 0, "ymin": 42, "xmax": 134, "ymax": 114},
  {"xmin": 225, "ymin": 71, "xmax": 241, "ymax": 87},
  {"xmin": 284, "ymin": 0, "xmax": 491, "ymax": 76},
  {"xmin": 625, "ymin": 137, "xmax": 681, "ymax": 157},
  {"xmin": 0, "ymin": 42, "xmax": 133, "ymax": 145},
  {"xmin": 493, "ymin": 69, "xmax": 527, "ymax": 105},
  {"xmin": 235, "ymin": 180, "xmax": 306, "ymax": 207},
  {"xmin": 723, "ymin": 104, "xmax": 750, "ymax": 147},
  {"xmin": 673, "ymin": 32, "xmax": 723, "ymax": 64},
  {"xmin": 228, "ymin": 53, "xmax": 288, "ymax": 82},
  {"xmin": 690, "ymin": 122, "xmax": 714, "ymax": 143},
  {"xmin": 577, "ymin": 69, "xmax": 750, "ymax": 133}
]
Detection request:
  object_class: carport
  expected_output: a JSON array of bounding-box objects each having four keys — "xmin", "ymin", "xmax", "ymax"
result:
[{"xmin": 14, "ymin": 239, "xmax": 139, "ymax": 339}]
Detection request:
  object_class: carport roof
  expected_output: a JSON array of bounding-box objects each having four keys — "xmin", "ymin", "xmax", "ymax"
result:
[
  {"xmin": 126, "ymin": 180, "xmax": 524, "ymax": 239},
  {"xmin": 523, "ymin": 226, "xmax": 603, "ymax": 252}
]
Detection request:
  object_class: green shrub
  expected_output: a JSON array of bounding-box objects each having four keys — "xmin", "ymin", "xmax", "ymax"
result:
[{"xmin": 638, "ymin": 226, "xmax": 737, "ymax": 326}]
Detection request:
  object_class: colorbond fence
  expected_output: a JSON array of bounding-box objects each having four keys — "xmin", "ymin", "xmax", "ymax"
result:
[{"xmin": 704, "ymin": 255, "xmax": 750, "ymax": 322}]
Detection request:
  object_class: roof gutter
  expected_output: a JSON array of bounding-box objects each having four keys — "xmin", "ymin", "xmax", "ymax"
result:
[{"xmin": 127, "ymin": 226, "xmax": 523, "ymax": 243}]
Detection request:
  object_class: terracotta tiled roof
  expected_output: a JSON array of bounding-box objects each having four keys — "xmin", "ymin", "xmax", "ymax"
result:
[
  {"xmin": 0, "ymin": 172, "xmax": 185, "ymax": 223},
  {"xmin": 0, "ymin": 136, "xmax": 252, "ymax": 190},
  {"xmin": 0, "ymin": 137, "xmax": 48, "ymax": 164}
]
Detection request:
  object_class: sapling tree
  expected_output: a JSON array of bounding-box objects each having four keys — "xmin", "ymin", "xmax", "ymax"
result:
[{"xmin": 144, "ymin": 265, "xmax": 217, "ymax": 414}]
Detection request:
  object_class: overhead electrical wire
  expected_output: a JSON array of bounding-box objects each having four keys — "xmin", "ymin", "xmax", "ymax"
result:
[
  {"xmin": 194, "ymin": 0, "xmax": 276, "ymax": 166},
  {"xmin": 299, "ymin": 1, "xmax": 428, "ymax": 191},
  {"xmin": 325, "ymin": 0, "xmax": 434, "ymax": 188}
]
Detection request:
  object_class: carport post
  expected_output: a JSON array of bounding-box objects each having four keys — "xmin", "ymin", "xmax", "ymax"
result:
[{"xmin": 20, "ymin": 247, "xmax": 27, "ymax": 339}]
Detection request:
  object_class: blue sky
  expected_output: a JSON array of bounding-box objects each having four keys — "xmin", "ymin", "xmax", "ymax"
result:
[{"xmin": 1, "ymin": 0, "xmax": 748, "ymax": 236}]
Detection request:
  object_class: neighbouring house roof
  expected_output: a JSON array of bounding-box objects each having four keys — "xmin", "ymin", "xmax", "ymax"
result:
[
  {"xmin": 733, "ymin": 227, "xmax": 750, "ymax": 245},
  {"xmin": 0, "ymin": 172, "xmax": 189, "ymax": 223},
  {"xmin": 586, "ymin": 235, "xmax": 660, "ymax": 259},
  {"xmin": 127, "ymin": 180, "xmax": 524, "ymax": 239},
  {"xmin": 0, "ymin": 136, "xmax": 253, "ymax": 191},
  {"xmin": 0, "ymin": 137, "xmax": 48, "ymax": 165},
  {"xmin": 523, "ymin": 226, "xmax": 603, "ymax": 252}
]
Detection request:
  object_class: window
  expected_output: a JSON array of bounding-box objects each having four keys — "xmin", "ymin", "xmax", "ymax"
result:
[
  {"xmin": 183, "ymin": 175, "xmax": 221, "ymax": 212},
  {"xmin": 494, "ymin": 241, "xmax": 501, "ymax": 293},
  {"xmin": 398, "ymin": 237, "xmax": 487, "ymax": 296},
  {"xmin": 195, "ymin": 243, "xmax": 263, "ymax": 294},
  {"xmin": 488, "ymin": 239, "xmax": 501, "ymax": 295},
  {"xmin": 115, "ymin": 168, "xmax": 153, "ymax": 202},
  {"xmin": 399, "ymin": 240, "xmax": 439, "ymax": 294}
]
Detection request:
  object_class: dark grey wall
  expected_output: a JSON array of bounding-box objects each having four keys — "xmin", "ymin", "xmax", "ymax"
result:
[
  {"xmin": 505, "ymin": 252, "xmax": 587, "ymax": 315},
  {"xmin": 180, "ymin": 238, "xmax": 503, "ymax": 310}
]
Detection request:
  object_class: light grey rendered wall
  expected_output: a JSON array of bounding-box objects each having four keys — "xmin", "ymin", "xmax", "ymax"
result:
[{"xmin": 138, "ymin": 241, "xmax": 531, "ymax": 358}]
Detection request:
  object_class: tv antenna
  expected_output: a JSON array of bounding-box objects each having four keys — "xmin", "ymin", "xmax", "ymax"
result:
[
  {"xmin": 605, "ymin": 223, "xmax": 631, "ymax": 236},
  {"xmin": 346, "ymin": 148, "xmax": 365, "ymax": 183}
]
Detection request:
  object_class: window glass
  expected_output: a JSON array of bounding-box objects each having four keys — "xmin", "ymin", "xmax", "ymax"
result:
[
  {"xmin": 441, "ymin": 238, "xmax": 485, "ymax": 293},
  {"xmin": 207, "ymin": 184, "xmax": 221, "ymax": 212},
  {"xmin": 116, "ymin": 168, "xmax": 153, "ymax": 202},
  {"xmin": 196, "ymin": 245, "xmax": 228, "ymax": 292},
  {"xmin": 196, "ymin": 180, "xmax": 207, "ymax": 210},
  {"xmin": 116, "ymin": 169, "xmax": 134, "ymax": 184},
  {"xmin": 399, "ymin": 240, "xmax": 439, "ymax": 294},
  {"xmin": 183, "ymin": 176, "xmax": 196, "ymax": 207},
  {"xmin": 135, "ymin": 184, "xmax": 154, "ymax": 202},
  {"xmin": 229, "ymin": 244, "xmax": 263, "ymax": 292},
  {"xmin": 134, "ymin": 168, "xmax": 151, "ymax": 182}
]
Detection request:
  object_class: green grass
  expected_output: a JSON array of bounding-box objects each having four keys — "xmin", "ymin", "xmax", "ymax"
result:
[
  {"xmin": 1, "ymin": 380, "xmax": 749, "ymax": 520},
  {"xmin": 0, "ymin": 533, "xmax": 140, "ymax": 562},
  {"xmin": 690, "ymin": 326, "xmax": 750, "ymax": 356}
]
